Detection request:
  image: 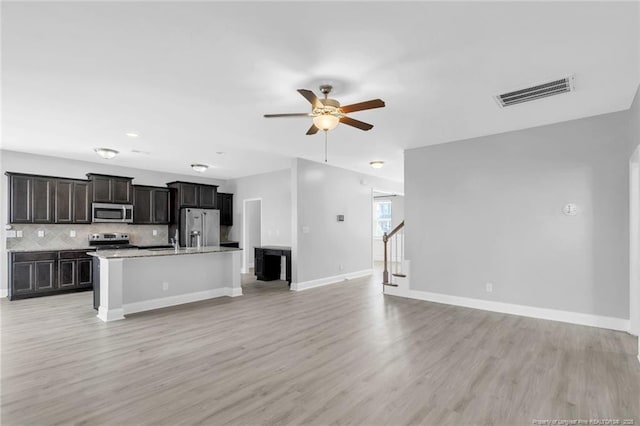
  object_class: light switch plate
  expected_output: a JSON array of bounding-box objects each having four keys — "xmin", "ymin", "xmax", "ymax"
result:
[
  {"xmin": 6, "ymin": 230, "xmax": 17, "ymax": 238},
  {"xmin": 37, "ymin": 230, "xmax": 45, "ymax": 237},
  {"xmin": 302, "ymin": 226, "xmax": 310, "ymax": 234},
  {"xmin": 17, "ymin": 230, "xmax": 23, "ymax": 238}
]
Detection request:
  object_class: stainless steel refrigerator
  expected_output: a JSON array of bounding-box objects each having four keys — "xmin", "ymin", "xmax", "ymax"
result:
[{"xmin": 180, "ymin": 208, "xmax": 220, "ymax": 247}]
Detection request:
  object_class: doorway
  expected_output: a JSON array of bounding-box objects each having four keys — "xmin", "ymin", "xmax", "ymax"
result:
[{"xmin": 242, "ymin": 199, "xmax": 262, "ymax": 274}]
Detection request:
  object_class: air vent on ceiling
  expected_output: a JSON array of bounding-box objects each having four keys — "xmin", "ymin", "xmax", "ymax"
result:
[{"xmin": 495, "ymin": 75, "xmax": 574, "ymax": 107}]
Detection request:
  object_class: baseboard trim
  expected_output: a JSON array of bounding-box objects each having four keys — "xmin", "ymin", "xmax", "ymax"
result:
[
  {"xmin": 97, "ymin": 307, "xmax": 125, "ymax": 322},
  {"xmin": 291, "ymin": 269, "xmax": 372, "ymax": 292},
  {"xmin": 0, "ymin": 289, "xmax": 8, "ymax": 298},
  {"xmin": 390, "ymin": 289, "xmax": 630, "ymax": 332},
  {"xmin": 123, "ymin": 287, "xmax": 238, "ymax": 315}
]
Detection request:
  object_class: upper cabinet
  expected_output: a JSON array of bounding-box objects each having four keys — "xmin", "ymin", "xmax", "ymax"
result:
[
  {"xmin": 133, "ymin": 185, "xmax": 170, "ymax": 224},
  {"xmin": 8, "ymin": 173, "xmax": 56, "ymax": 224},
  {"xmin": 8, "ymin": 174, "xmax": 32, "ymax": 223},
  {"xmin": 8, "ymin": 173, "xmax": 90, "ymax": 224},
  {"xmin": 167, "ymin": 182, "xmax": 218, "ymax": 209},
  {"xmin": 217, "ymin": 192, "xmax": 233, "ymax": 226},
  {"xmin": 87, "ymin": 174, "xmax": 133, "ymax": 204},
  {"xmin": 55, "ymin": 179, "xmax": 92, "ymax": 224}
]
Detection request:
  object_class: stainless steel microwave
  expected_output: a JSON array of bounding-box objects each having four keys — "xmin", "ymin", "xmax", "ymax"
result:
[{"xmin": 92, "ymin": 203, "xmax": 134, "ymax": 223}]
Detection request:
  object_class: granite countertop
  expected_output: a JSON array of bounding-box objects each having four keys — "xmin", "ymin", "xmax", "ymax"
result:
[
  {"xmin": 88, "ymin": 246, "xmax": 242, "ymax": 259},
  {"xmin": 8, "ymin": 247, "xmax": 94, "ymax": 253}
]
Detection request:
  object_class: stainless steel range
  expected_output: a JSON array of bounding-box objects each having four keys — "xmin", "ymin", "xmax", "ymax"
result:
[{"xmin": 88, "ymin": 233, "xmax": 137, "ymax": 250}]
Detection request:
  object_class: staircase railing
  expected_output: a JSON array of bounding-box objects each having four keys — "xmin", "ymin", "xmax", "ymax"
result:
[{"xmin": 382, "ymin": 220, "xmax": 405, "ymax": 286}]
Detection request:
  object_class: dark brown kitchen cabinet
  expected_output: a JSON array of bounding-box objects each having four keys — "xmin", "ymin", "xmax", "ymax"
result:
[
  {"xmin": 9, "ymin": 250, "xmax": 94, "ymax": 300},
  {"xmin": 133, "ymin": 185, "xmax": 170, "ymax": 224},
  {"xmin": 87, "ymin": 174, "xmax": 133, "ymax": 204},
  {"xmin": 58, "ymin": 259, "xmax": 76, "ymax": 289},
  {"xmin": 55, "ymin": 179, "xmax": 91, "ymax": 224},
  {"xmin": 73, "ymin": 181, "xmax": 91, "ymax": 223},
  {"xmin": 199, "ymin": 185, "xmax": 217, "ymax": 208},
  {"xmin": 32, "ymin": 177, "xmax": 55, "ymax": 223},
  {"xmin": 9, "ymin": 251, "xmax": 58, "ymax": 299},
  {"xmin": 170, "ymin": 182, "xmax": 199, "ymax": 207},
  {"xmin": 217, "ymin": 192, "xmax": 233, "ymax": 226},
  {"xmin": 58, "ymin": 251, "xmax": 93, "ymax": 290},
  {"xmin": 8, "ymin": 174, "xmax": 31, "ymax": 223},
  {"xmin": 167, "ymin": 181, "xmax": 218, "ymax": 209},
  {"xmin": 7, "ymin": 173, "xmax": 55, "ymax": 224},
  {"xmin": 77, "ymin": 258, "xmax": 93, "ymax": 287}
]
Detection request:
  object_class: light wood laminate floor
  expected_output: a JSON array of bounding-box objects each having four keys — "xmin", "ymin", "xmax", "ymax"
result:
[{"xmin": 2, "ymin": 272, "xmax": 639, "ymax": 425}]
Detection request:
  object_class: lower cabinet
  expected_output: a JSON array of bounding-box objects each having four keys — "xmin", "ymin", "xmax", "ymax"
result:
[
  {"xmin": 9, "ymin": 250, "xmax": 94, "ymax": 300},
  {"xmin": 220, "ymin": 242, "xmax": 239, "ymax": 248}
]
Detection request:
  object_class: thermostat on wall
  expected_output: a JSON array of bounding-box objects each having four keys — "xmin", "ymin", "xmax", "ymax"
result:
[
  {"xmin": 337, "ymin": 215, "xmax": 345, "ymax": 222},
  {"xmin": 563, "ymin": 203, "xmax": 578, "ymax": 216}
]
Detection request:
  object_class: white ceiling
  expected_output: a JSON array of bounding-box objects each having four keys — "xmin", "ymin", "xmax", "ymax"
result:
[{"xmin": 2, "ymin": 1, "xmax": 638, "ymax": 182}]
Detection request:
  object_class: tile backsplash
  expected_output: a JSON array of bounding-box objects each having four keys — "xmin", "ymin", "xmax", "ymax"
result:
[{"xmin": 6, "ymin": 224, "xmax": 169, "ymax": 251}]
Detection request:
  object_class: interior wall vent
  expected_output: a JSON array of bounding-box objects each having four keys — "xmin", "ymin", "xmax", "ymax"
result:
[{"xmin": 495, "ymin": 75, "xmax": 574, "ymax": 107}]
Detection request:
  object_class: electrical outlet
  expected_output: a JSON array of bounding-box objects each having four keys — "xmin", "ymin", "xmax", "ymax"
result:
[
  {"xmin": 153, "ymin": 229, "xmax": 158, "ymax": 236},
  {"xmin": 37, "ymin": 230, "xmax": 45, "ymax": 238},
  {"xmin": 70, "ymin": 230, "xmax": 76, "ymax": 238},
  {"xmin": 339, "ymin": 264, "xmax": 344, "ymax": 271},
  {"xmin": 16, "ymin": 230, "xmax": 23, "ymax": 238},
  {"xmin": 485, "ymin": 282, "xmax": 493, "ymax": 293},
  {"xmin": 162, "ymin": 282, "xmax": 169, "ymax": 291},
  {"xmin": 302, "ymin": 226, "xmax": 310, "ymax": 234},
  {"xmin": 5, "ymin": 230, "xmax": 17, "ymax": 238}
]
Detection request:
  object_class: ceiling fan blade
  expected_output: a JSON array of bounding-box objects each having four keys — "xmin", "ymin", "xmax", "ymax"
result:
[
  {"xmin": 264, "ymin": 113, "xmax": 311, "ymax": 118},
  {"xmin": 298, "ymin": 89, "xmax": 324, "ymax": 109},
  {"xmin": 340, "ymin": 99, "xmax": 385, "ymax": 114},
  {"xmin": 306, "ymin": 124, "xmax": 320, "ymax": 135},
  {"xmin": 339, "ymin": 116, "xmax": 374, "ymax": 131}
]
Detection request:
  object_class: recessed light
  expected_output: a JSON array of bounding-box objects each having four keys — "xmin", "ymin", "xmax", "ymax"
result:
[
  {"xmin": 94, "ymin": 148, "xmax": 119, "ymax": 160},
  {"xmin": 191, "ymin": 164, "xmax": 209, "ymax": 173},
  {"xmin": 369, "ymin": 161, "xmax": 384, "ymax": 169},
  {"xmin": 216, "ymin": 152, "xmax": 225, "ymax": 155},
  {"xmin": 125, "ymin": 132, "xmax": 139, "ymax": 138}
]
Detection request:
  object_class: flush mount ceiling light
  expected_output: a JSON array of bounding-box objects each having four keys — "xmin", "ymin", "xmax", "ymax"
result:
[
  {"xmin": 125, "ymin": 132, "xmax": 140, "ymax": 138},
  {"xmin": 369, "ymin": 161, "xmax": 384, "ymax": 169},
  {"xmin": 191, "ymin": 163, "xmax": 209, "ymax": 173},
  {"xmin": 94, "ymin": 148, "xmax": 119, "ymax": 160}
]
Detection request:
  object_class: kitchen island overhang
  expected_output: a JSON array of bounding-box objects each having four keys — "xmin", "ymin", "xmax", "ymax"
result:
[{"xmin": 89, "ymin": 247, "xmax": 243, "ymax": 322}]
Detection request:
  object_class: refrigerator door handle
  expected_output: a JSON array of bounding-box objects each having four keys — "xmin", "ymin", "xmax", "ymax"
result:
[{"xmin": 203, "ymin": 212, "xmax": 207, "ymax": 246}]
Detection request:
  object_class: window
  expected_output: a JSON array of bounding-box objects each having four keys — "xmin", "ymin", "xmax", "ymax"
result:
[{"xmin": 374, "ymin": 200, "xmax": 392, "ymax": 237}]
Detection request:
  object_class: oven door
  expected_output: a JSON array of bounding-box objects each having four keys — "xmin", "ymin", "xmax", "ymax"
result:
[{"xmin": 92, "ymin": 203, "xmax": 134, "ymax": 223}]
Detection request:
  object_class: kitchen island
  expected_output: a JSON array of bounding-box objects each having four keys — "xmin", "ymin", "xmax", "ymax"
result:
[{"xmin": 90, "ymin": 246, "xmax": 242, "ymax": 322}]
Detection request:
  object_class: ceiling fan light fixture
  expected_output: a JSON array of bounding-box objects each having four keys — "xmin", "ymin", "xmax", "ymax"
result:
[
  {"xmin": 369, "ymin": 161, "xmax": 384, "ymax": 169},
  {"xmin": 313, "ymin": 114, "xmax": 340, "ymax": 131},
  {"xmin": 94, "ymin": 147, "xmax": 119, "ymax": 159},
  {"xmin": 191, "ymin": 163, "xmax": 209, "ymax": 173}
]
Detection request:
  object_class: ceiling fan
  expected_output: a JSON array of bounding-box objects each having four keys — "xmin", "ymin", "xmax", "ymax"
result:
[{"xmin": 264, "ymin": 85, "xmax": 385, "ymax": 135}]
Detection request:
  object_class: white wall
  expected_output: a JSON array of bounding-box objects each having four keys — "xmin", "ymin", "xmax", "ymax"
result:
[
  {"xmin": 292, "ymin": 158, "xmax": 403, "ymax": 285},
  {"xmin": 223, "ymin": 169, "xmax": 291, "ymax": 248},
  {"xmin": 0, "ymin": 150, "xmax": 226, "ymax": 296},
  {"xmin": 405, "ymin": 109, "xmax": 631, "ymax": 320},
  {"xmin": 244, "ymin": 199, "xmax": 261, "ymax": 268}
]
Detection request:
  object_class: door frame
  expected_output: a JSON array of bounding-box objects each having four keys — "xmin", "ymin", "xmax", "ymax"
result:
[
  {"xmin": 629, "ymin": 147, "xmax": 640, "ymax": 339},
  {"xmin": 242, "ymin": 198, "xmax": 262, "ymax": 274}
]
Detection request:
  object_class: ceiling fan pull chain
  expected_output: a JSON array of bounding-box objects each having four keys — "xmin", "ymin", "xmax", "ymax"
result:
[{"xmin": 324, "ymin": 131, "xmax": 328, "ymax": 163}]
